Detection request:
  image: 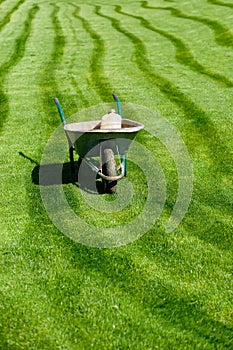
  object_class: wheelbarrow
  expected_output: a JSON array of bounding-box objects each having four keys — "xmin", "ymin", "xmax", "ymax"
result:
[{"xmin": 54, "ymin": 94, "xmax": 144, "ymax": 193}]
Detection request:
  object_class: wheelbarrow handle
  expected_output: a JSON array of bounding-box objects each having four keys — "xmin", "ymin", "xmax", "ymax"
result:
[
  {"xmin": 112, "ymin": 93, "xmax": 122, "ymax": 117},
  {"xmin": 54, "ymin": 98, "xmax": 66, "ymax": 125},
  {"xmin": 112, "ymin": 93, "xmax": 128, "ymax": 175}
]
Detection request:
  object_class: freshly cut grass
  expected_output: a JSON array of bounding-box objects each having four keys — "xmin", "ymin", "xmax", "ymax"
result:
[{"xmin": 0, "ymin": 0, "xmax": 232, "ymax": 349}]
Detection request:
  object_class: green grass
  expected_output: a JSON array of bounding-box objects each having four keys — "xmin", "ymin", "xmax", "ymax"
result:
[{"xmin": 0, "ymin": 0, "xmax": 232, "ymax": 349}]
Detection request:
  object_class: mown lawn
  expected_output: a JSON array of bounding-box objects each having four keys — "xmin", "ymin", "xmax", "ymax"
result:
[{"xmin": 0, "ymin": 0, "xmax": 232, "ymax": 349}]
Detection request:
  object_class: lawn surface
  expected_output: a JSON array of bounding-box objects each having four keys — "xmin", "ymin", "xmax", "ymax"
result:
[{"xmin": 0, "ymin": 0, "xmax": 232, "ymax": 349}]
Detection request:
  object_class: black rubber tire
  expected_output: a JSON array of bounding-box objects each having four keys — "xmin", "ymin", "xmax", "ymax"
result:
[{"xmin": 102, "ymin": 148, "xmax": 117, "ymax": 194}]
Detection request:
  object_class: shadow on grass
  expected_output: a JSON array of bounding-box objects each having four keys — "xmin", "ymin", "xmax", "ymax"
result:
[
  {"xmin": 32, "ymin": 162, "xmax": 105, "ymax": 194},
  {"xmin": 19, "ymin": 151, "xmax": 73, "ymax": 186},
  {"xmin": 31, "ymin": 162, "xmax": 75, "ymax": 186},
  {"xmin": 19, "ymin": 151, "xmax": 103, "ymax": 192}
]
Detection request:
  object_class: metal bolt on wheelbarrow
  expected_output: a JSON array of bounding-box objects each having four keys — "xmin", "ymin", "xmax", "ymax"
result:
[{"xmin": 54, "ymin": 94, "xmax": 144, "ymax": 194}]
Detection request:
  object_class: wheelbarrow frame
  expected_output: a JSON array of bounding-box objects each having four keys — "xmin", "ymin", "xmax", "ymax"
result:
[{"xmin": 54, "ymin": 95, "xmax": 144, "ymax": 191}]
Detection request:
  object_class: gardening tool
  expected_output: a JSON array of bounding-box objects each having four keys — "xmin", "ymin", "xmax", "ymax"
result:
[{"xmin": 54, "ymin": 95, "xmax": 144, "ymax": 193}]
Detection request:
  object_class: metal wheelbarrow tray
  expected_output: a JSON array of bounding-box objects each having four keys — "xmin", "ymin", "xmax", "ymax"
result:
[{"xmin": 64, "ymin": 119, "xmax": 144, "ymax": 158}]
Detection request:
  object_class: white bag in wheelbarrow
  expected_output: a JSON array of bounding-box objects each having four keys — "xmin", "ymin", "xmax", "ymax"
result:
[{"xmin": 100, "ymin": 109, "xmax": 121, "ymax": 130}]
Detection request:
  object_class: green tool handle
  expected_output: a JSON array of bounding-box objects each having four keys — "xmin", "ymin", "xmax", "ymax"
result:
[
  {"xmin": 54, "ymin": 98, "xmax": 66, "ymax": 125},
  {"xmin": 112, "ymin": 94, "xmax": 128, "ymax": 176},
  {"xmin": 112, "ymin": 93, "xmax": 122, "ymax": 117}
]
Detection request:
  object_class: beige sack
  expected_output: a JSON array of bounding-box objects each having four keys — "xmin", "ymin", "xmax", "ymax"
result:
[{"xmin": 100, "ymin": 109, "xmax": 121, "ymax": 129}]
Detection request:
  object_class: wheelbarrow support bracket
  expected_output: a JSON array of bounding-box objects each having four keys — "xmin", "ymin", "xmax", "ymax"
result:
[{"xmin": 112, "ymin": 93, "xmax": 128, "ymax": 176}]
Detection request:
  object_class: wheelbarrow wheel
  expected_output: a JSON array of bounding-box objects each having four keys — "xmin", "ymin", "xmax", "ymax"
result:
[{"xmin": 102, "ymin": 148, "xmax": 117, "ymax": 194}]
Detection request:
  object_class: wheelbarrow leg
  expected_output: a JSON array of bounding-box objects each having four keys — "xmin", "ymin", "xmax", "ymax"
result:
[
  {"xmin": 69, "ymin": 144, "xmax": 76, "ymax": 182},
  {"xmin": 121, "ymin": 154, "xmax": 128, "ymax": 177}
]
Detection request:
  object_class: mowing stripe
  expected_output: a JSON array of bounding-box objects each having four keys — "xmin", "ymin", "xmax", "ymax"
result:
[
  {"xmin": 63, "ymin": 6, "xmax": 90, "ymax": 108},
  {"xmin": 38, "ymin": 3, "xmax": 66, "ymax": 127},
  {"xmin": 40, "ymin": 3, "xmax": 92, "ymax": 119},
  {"xmin": 117, "ymin": 6, "xmax": 233, "ymax": 87},
  {"xmin": 95, "ymin": 6, "xmax": 232, "ymax": 174},
  {"xmin": 142, "ymin": 1, "xmax": 233, "ymax": 48},
  {"xmin": 72, "ymin": 5, "xmax": 113, "ymax": 102},
  {"xmin": 0, "ymin": 3, "xmax": 66, "ymax": 238},
  {"xmin": 50, "ymin": 4, "xmax": 65, "ymax": 66},
  {"xmin": 207, "ymin": 0, "xmax": 233, "ymax": 8},
  {"xmin": 0, "ymin": 0, "xmax": 26, "ymax": 32},
  {"xmin": 0, "ymin": 4, "xmax": 39, "ymax": 73},
  {"xmin": 0, "ymin": 4, "xmax": 39, "ymax": 132}
]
